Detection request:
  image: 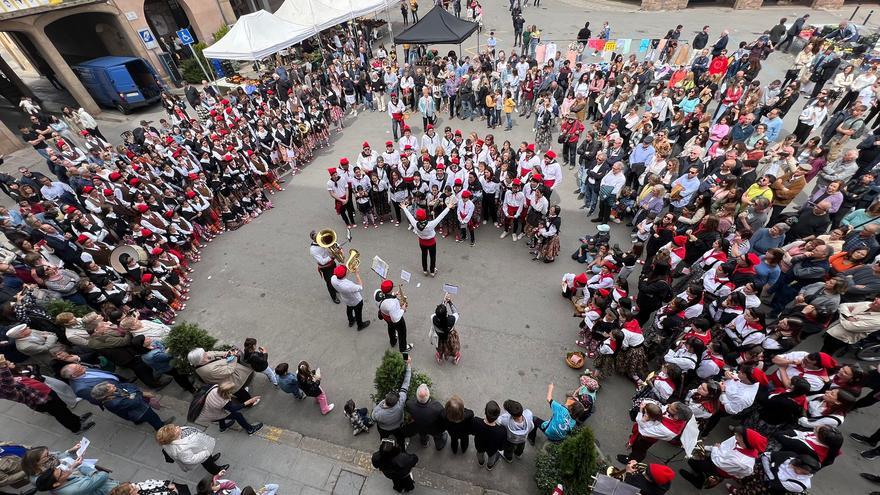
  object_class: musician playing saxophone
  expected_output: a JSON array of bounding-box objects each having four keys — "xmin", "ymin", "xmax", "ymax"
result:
[
  {"xmin": 622, "ymin": 462, "xmax": 676, "ymax": 495},
  {"xmin": 378, "ymin": 280, "xmax": 413, "ymax": 353}
]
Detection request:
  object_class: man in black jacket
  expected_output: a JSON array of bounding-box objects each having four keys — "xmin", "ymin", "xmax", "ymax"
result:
[
  {"xmin": 372, "ymin": 440, "xmax": 419, "ymax": 493},
  {"xmin": 405, "ymin": 384, "xmax": 447, "ymax": 450},
  {"xmin": 711, "ymin": 30, "xmax": 729, "ymax": 57},
  {"xmin": 778, "ymin": 14, "xmax": 810, "ymax": 52},
  {"xmin": 624, "ymin": 463, "xmax": 675, "ymax": 495},
  {"xmin": 692, "ymin": 26, "xmax": 709, "ymax": 50}
]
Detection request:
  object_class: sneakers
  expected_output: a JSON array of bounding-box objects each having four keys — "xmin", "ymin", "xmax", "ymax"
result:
[
  {"xmin": 323, "ymin": 404, "xmax": 335, "ymax": 415},
  {"xmin": 453, "ymin": 352, "xmax": 461, "ymax": 365},
  {"xmin": 512, "ymin": 234, "xmax": 520, "ymax": 242},
  {"xmin": 357, "ymin": 321, "xmax": 371, "ymax": 331},
  {"xmin": 851, "ymin": 433, "xmax": 877, "ymax": 446},
  {"xmin": 77, "ymin": 421, "xmax": 95, "ymax": 433},
  {"xmin": 405, "ymin": 343, "xmax": 415, "ymax": 351},
  {"xmin": 500, "ymin": 231, "xmax": 509, "ymax": 239}
]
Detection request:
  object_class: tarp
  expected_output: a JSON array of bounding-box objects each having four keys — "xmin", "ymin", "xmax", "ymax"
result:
[
  {"xmin": 202, "ymin": 10, "xmax": 314, "ymax": 60},
  {"xmin": 275, "ymin": 0, "xmax": 388, "ymax": 34},
  {"xmin": 393, "ymin": 6, "xmax": 478, "ymax": 45}
]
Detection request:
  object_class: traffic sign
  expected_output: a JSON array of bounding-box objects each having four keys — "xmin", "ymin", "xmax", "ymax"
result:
[
  {"xmin": 138, "ymin": 28, "xmax": 159, "ymax": 49},
  {"xmin": 176, "ymin": 28, "xmax": 195, "ymax": 46}
]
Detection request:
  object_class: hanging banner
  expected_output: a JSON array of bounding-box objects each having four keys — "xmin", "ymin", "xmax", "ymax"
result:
[
  {"xmin": 638, "ymin": 38, "xmax": 651, "ymax": 52},
  {"xmin": 603, "ymin": 40, "xmax": 617, "ymax": 52},
  {"xmin": 586, "ymin": 38, "xmax": 602, "ymax": 50},
  {"xmin": 618, "ymin": 39, "xmax": 631, "ymax": 54}
]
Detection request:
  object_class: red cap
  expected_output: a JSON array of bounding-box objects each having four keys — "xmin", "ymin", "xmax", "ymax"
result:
[
  {"xmin": 545, "ymin": 150, "xmax": 557, "ymax": 159},
  {"xmin": 454, "ymin": 178, "xmax": 463, "ymax": 186},
  {"xmin": 126, "ymin": 150, "xmax": 135, "ymax": 159},
  {"xmin": 415, "ymin": 209, "xmax": 427, "ymax": 221},
  {"xmin": 214, "ymin": 116, "xmax": 223, "ymax": 122},
  {"xmin": 461, "ymin": 190, "xmax": 472, "ymax": 199},
  {"xmin": 648, "ymin": 464, "xmax": 675, "ymax": 485},
  {"xmin": 435, "ymin": 164, "xmax": 445, "ymax": 170},
  {"xmin": 103, "ymin": 188, "xmax": 114, "ymax": 197},
  {"xmin": 64, "ymin": 205, "xmax": 77, "ymax": 214},
  {"xmin": 746, "ymin": 253, "xmax": 761, "ymax": 266},
  {"xmin": 141, "ymin": 273, "xmax": 153, "ymax": 283},
  {"xmin": 340, "ymin": 158, "xmax": 349, "ymax": 165},
  {"xmin": 362, "ymin": 141, "xmax": 370, "ymax": 148},
  {"xmin": 451, "ymin": 157, "xmax": 460, "ymax": 165},
  {"xmin": 136, "ymin": 204, "xmax": 149, "ymax": 213},
  {"xmin": 526, "ymin": 144, "xmax": 535, "ymax": 152},
  {"xmin": 403, "ymin": 125, "xmax": 411, "ymax": 132},
  {"xmin": 224, "ymin": 107, "xmax": 232, "ymax": 114},
  {"xmin": 426, "ymin": 124, "xmax": 434, "ymax": 130},
  {"xmin": 211, "ymin": 134, "xmax": 220, "ymax": 141},
  {"xmin": 226, "ymin": 145, "xmax": 235, "ymax": 151},
  {"xmin": 129, "ymin": 178, "xmax": 140, "ymax": 186},
  {"xmin": 82, "ymin": 185, "xmax": 94, "ymax": 194},
  {"xmin": 530, "ymin": 173, "xmax": 543, "ymax": 182},
  {"xmin": 220, "ymin": 98, "xmax": 229, "ymax": 105},
  {"xmin": 188, "ymin": 173, "xmax": 198, "ymax": 180},
  {"xmin": 56, "ymin": 140, "xmax": 65, "ymax": 147},
  {"xmin": 673, "ymin": 235, "xmax": 688, "ymax": 247},
  {"xmin": 185, "ymin": 191, "xmax": 197, "ymax": 199},
  {"xmin": 140, "ymin": 228, "xmax": 152, "ymax": 237},
  {"xmin": 246, "ymin": 149, "xmax": 254, "ymax": 156},
  {"xmin": 76, "ymin": 234, "xmax": 89, "ymax": 243},
  {"xmin": 224, "ymin": 154, "xmax": 233, "ymax": 161},
  {"xmin": 109, "ymin": 172, "xmax": 122, "ymax": 181},
  {"xmin": 334, "ymin": 265, "xmax": 347, "ymax": 278},
  {"xmin": 151, "ymin": 247, "xmax": 164, "ymax": 255},
  {"xmin": 603, "ymin": 261, "xmax": 617, "ymax": 271},
  {"xmin": 165, "ymin": 136, "xmax": 174, "ymax": 144},
  {"xmin": 164, "ymin": 210, "xmax": 174, "ymax": 218},
  {"xmin": 267, "ymin": 89, "xmax": 274, "ymax": 95},
  {"xmin": 476, "ymin": 139, "xmax": 484, "ymax": 146},
  {"xmin": 454, "ymin": 129, "xmax": 462, "ymax": 135},
  {"xmin": 574, "ymin": 273, "xmax": 588, "ymax": 285},
  {"xmin": 597, "ymin": 288, "xmax": 611, "ymax": 297},
  {"xmin": 172, "ymin": 150, "xmax": 182, "ymax": 158},
  {"xmin": 80, "ymin": 130, "xmax": 90, "ymax": 136},
  {"xmin": 512, "ymin": 178, "xmax": 522, "ymax": 186},
  {"xmin": 404, "ymin": 145, "xmax": 413, "ymax": 151},
  {"xmin": 385, "ymin": 141, "xmax": 393, "ymax": 147},
  {"xmin": 749, "ymin": 367, "xmax": 769, "ymax": 386},
  {"xmin": 380, "ymin": 280, "xmax": 394, "ymax": 293},
  {"xmin": 209, "ymin": 109, "xmax": 217, "ymax": 116},
  {"xmin": 816, "ymin": 352, "xmax": 837, "ymax": 369},
  {"xmin": 132, "ymin": 164, "xmax": 141, "ymax": 172},
  {"xmin": 327, "ymin": 167, "xmax": 337, "ymax": 176},
  {"xmin": 744, "ymin": 428, "xmax": 768, "ymax": 452}
]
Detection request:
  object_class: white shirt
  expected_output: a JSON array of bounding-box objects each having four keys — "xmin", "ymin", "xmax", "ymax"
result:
[
  {"xmin": 398, "ymin": 135, "xmax": 418, "ymax": 153},
  {"xmin": 542, "ymin": 161, "xmax": 563, "ymax": 189},
  {"xmin": 310, "ymin": 245, "xmax": 332, "ymax": 266},
  {"xmin": 456, "ymin": 199, "xmax": 475, "ymax": 225},
  {"xmin": 331, "ymin": 276, "xmax": 363, "ymax": 306},
  {"xmin": 421, "ymin": 133, "xmax": 442, "ymax": 155},
  {"xmin": 710, "ymin": 435, "xmax": 756, "ymax": 479},
  {"xmin": 762, "ymin": 455, "xmax": 812, "ymax": 493},
  {"xmin": 356, "ymin": 151, "xmax": 377, "ymax": 172},
  {"xmin": 599, "ymin": 171, "xmax": 626, "ymax": 196},
  {"xmin": 327, "ymin": 178, "xmax": 348, "ymax": 201},
  {"xmin": 379, "ymin": 296, "xmax": 405, "ymax": 323},
  {"xmin": 719, "ymin": 378, "xmax": 758, "ymax": 414}
]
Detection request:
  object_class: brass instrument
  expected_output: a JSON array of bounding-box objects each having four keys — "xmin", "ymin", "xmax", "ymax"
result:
[
  {"xmin": 316, "ymin": 229, "xmax": 345, "ymax": 263},
  {"xmin": 397, "ymin": 283, "xmax": 408, "ymax": 306},
  {"xmin": 297, "ymin": 122, "xmax": 310, "ymax": 136},
  {"xmin": 346, "ymin": 248, "xmax": 360, "ymax": 271},
  {"xmin": 689, "ymin": 439, "xmax": 708, "ymax": 460},
  {"xmin": 605, "ymin": 463, "xmax": 646, "ymax": 481}
]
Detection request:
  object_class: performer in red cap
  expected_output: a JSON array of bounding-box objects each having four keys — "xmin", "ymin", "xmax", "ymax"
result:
[
  {"xmin": 540, "ymin": 150, "xmax": 563, "ymax": 191},
  {"xmin": 401, "ymin": 199, "xmax": 455, "ymax": 275},
  {"xmin": 622, "ymin": 462, "xmax": 675, "ymax": 495},
  {"xmin": 309, "ymin": 230, "xmax": 340, "ymax": 304},
  {"xmin": 421, "ymin": 123, "xmax": 441, "ymax": 153},
  {"xmin": 375, "ymin": 279, "xmax": 412, "ymax": 352},
  {"xmin": 357, "ymin": 142, "xmax": 377, "ymax": 173},
  {"xmin": 330, "ymin": 265, "xmax": 370, "ymax": 330},
  {"xmin": 387, "ymin": 93, "xmax": 406, "ymax": 140},
  {"xmin": 500, "ymin": 178, "xmax": 525, "ymax": 240},
  {"xmin": 327, "ymin": 166, "xmax": 356, "ymax": 229},
  {"xmin": 456, "ymin": 190, "xmax": 476, "ymax": 246},
  {"xmin": 679, "ymin": 426, "xmax": 767, "ymax": 488},
  {"xmin": 398, "ymin": 125, "xmax": 417, "ymax": 153}
]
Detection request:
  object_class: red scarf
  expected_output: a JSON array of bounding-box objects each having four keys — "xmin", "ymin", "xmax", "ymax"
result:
[{"xmin": 623, "ymin": 319, "xmax": 642, "ymax": 334}]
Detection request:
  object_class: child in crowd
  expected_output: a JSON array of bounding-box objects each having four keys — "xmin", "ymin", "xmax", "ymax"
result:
[
  {"xmin": 242, "ymin": 337, "xmax": 277, "ymax": 386},
  {"xmin": 274, "ymin": 362, "xmax": 305, "ymax": 400},
  {"xmin": 344, "ymin": 399, "xmax": 374, "ymax": 436},
  {"xmin": 355, "ymin": 185, "xmax": 377, "ymax": 228},
  {"xmin": 609, "ymin": 186, "xmax": 636, "ymax": 224}
]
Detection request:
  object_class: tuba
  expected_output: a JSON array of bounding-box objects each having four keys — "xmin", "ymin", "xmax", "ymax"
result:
[
  {"xmin": 346, "ymin": 248, "xmax": 360, "ymax": 271},
  {"xmin": 606, "ymin": 463, "xmax": 646, "ymax": 481},
  {"xmin": 316, "ymin": 229, "xmax": 345, "ymax": 263}
]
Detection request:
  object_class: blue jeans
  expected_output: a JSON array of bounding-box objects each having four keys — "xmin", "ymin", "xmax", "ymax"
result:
[
  {"xmin": 583, "ymin": 183, "xmax": 600, "ymax": 211},
  {"xmin": 461, "ymin": 100, "xmax": 474, "ymax": 120},
  {"xmin": 505, "ymin": 113, "xmax": 513, "ymax": 129}
]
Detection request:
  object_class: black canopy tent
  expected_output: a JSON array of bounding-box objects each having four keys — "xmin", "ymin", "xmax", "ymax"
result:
[{"xmin": 393, "ymin": 6, "xmax": 479, "ymax": 55}]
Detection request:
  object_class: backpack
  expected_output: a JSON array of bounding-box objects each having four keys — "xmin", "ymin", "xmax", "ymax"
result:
[{"xmin": 187, "ymin": 384, "xmax": 217, "ymax": 423}]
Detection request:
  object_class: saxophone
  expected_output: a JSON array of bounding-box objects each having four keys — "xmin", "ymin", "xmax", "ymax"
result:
[
  {"xmin": 605, "ymin": 463, "xmax": 647, "ymax": 481},
  {"xmin": 397, "ymin": 283, "xmax": 408, "ymax": 306}
]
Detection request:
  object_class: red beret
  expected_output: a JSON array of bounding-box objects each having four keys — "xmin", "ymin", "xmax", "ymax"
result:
[
  {"xmin": 404, "ymin": 145, "xmax": 413, "ymax": 151},
  {"xmin": 164, "ymin": 210, "xmax": 175, "ymax": 219},
  {"xmin": 64, "ymin": 205, "xmax": 76, "ymax": 214},
  {"xmin": 226, "ymin": 145, "xmax": 235, "ymax": 151},
  {"xmin": 545, "ymin": 150, "xmax": 557, "ymax": 159},
  {"xmin": 334, "ymin": 265, "xmax": 347, "ymax": 278},
  {"xmin": 103, "ymin": 188, "xmax": 114, "ymax": 197},
  {"xmin": 454, "ymin": 178, "xmax": 463, "ymax": 186},
  {"xmin": 76, "ymin": 234, "xmax": 89, "ymax": 243},
  {"xmin": 224, "ymin": 107, "xmax": 232, "ymax": 114},
  {"xmin": 380, "ymin": 280, "xmax": 394, "ymax": 293},
  {"xmin": 109, "ymin": 172, "xmax": 122, "ymax": 181},
  {"xmin": 435, "ymin": 164, "xmax": 445, "ymax": 170},
  {"xmin": 816, "ymin": 352, "xmax": 837, "ymax": 369},
  {"xmin": 403, "ymin": 125, "xmax": 411, "ymax": 132},
  {"xmin": 574, "ymin": 273, "xmax": 588, "ymax": 285},
  {"xmin": 188, "ymin": 173, "xmax": 198, "ymax": 180},
  {"xmin": 172, "ymin": 150, "xmax": 182, "ymax": 158},
  {"xmin": 132, "ymin": 164, "xmax": 141, "ymax": 172},
  {"xmin": 220, "ymin": 99, "xmax": 229, "ymax": 105},
  {"xmin": 402, "ymin": 176, "xmax": 414, "ymax": 183},
  {"xmin": 454, "ymin": 129, "xmax": 462, "ymax": 135},
  {"xmin": 223, "ymin": 154, "xmax": 233, "ymax": 161},
  {"xmin": 165, "ymin": 136, "xmax": 174, "ymax": 144},
  {"xmin": 415, "ymin": 209, "xmax": 427, "ymax": 221},
  {"xmin": 185, "ymin": 191, "xmax": 197, "ymax": 199},
  {"xmin": 267, "ymin": 89, "xmax": 274, "ymax": 95},
  {"xmin": 80, "ymin": 130, "xmax": 90, "ymax": 136},
  {"xmin": 385, "ymin": 141, "xmax": 393, "ymax": 146},
  {"xmin": 362, "ymin": 141, "xmax": 370, "ymax": 148},
  {"xmin": 744, "ymin": 428, "xmax": 768, "ymax": 452},
  {"xmin": 648, "ymin": 464, "xmax": 675, "ymax": 485},
  {"xmin": 327, "ymin": 167, "xmax": 337, "ymax": 176},
  {"xmin": 476, "ymin": 140, "xmax": 484, "ymax": 146},
  {"xmin": 129, "ymin": 178, "xmax": 140, "ymax": 186},
  {"xmin": 461, "ymin": 190, "xmax": 472, "ymax": 199},
  {"xmin": 746, "ymin": 253, "xmax": 761, "ymax": 266},
  {"xmin": 530, "ymin": 173, "xmax": 543, "ymax": 182},
  {"xmin": 140, "ymin": 228, "xmax": 152, "ymax": 237},
  {"xmin": 526, "ymin": 143, "xmax": 535, "ymax": 152},
  {"xmin": 151, "ymin": 247, "xmax": 164, "ymax": 255},
  {"xmin": 136, "ymin": 204, "xmax": 149, "ymax": 213},
  {"xmin": 141, "ymin": 273, "xmax": 153, "ymax": 283},
  {"xmin": 426, "ymin": 124, "xmax": 434, "ymax": 130},
  {"xmin": 246, "ymin": 150, "xmax": 254, "ymax": 156},
  {"xmin": 451, "ymin": 157, "xmax": 460, "ymax": 164},
  {"xmin": 340, "ymin": 158, "xmax": 349, "ymax": 165},
  {"xmin": 82, "ymin": 185, "xmax": 94, "ymax": 193},
  {"xmin": 125, "ymin": 151, "xmax": 135, "ymax": 159},
  {"xmin": 209, "ymin": 109, "xmax": 217, "ymax": 116},
  {"xmin": 512, "ymin": 178, "xmax": 522, "ymax": 186}
]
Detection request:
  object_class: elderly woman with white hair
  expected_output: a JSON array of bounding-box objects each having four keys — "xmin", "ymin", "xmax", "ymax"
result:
[
  {"xmin": 187, "ymin": 347, "xmax": 254, "ymax": 402},
  {"xmin": 90, "ymin": 380, "xmax": 173, "ymax": 430}
]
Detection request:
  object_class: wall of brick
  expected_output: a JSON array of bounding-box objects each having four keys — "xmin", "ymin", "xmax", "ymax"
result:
[
  {"xmin": 733, "ymin": 0, "xmax": 763, "ymax": 9},
  {"xmin": 811, "ymin": 0, "xmax": 844, "ymax": 8},
  {"xmin": 640, "ymin": 0, "xmax": 690, "ymax": 11}
]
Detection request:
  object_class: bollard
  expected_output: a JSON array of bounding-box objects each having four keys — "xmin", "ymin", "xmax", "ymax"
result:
[
  {"xmin": 865, "ymin": 10, "xmax": 874, "ymax": 25},
  {"xmin": 850, "ymin": 4, "xmax": 861, "ymax": 21}
]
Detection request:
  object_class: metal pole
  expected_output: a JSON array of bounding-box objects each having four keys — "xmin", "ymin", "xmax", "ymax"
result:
[
  {"xmin": 850, "ymin": 4, "xmax": 861, "ymax": 21},
  {"xmin": 865, "ymin": 10, "xmax": 874, "ymax": 25},
  {"xmin": 188, "ymin": 44, "xmax": 213, "ymax": 82}
]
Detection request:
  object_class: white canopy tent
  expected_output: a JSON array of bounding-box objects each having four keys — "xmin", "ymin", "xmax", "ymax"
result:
[
  {"xmin": 202, "ymin": 10, "xmax": 315, "ymax": 61},
  {"xmin": 274, "ymin": 0, "xmax": 389, "ymax": 34}
]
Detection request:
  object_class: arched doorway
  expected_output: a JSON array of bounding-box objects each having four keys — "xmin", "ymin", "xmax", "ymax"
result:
[
  {"xmin": 144, "ymin": 0, "xmax": 197, "ymax": 55},
  {"xmin": 44, "ymin": 12, "xmax": 139, "ymax": 64}
]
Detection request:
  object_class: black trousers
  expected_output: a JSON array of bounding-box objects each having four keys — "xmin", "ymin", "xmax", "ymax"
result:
[
  {"xmin": 449, "ymin": 432, "xmax": 470, "ymax": 453},
  {"xmin": 34, "ymin": 392, "xmax": 82, "ymax": 433},
  {"xmin": 378, "ymin": 426, "xmax": 408, "ymax": 448},
  {"xmin": 685, "ymin": 457, "xmax": 721, "ymax": 485},
  {"xmin": 459, "ymin": 225, "xmax": 475, "ymax": 243},
  {"xmin": 391, "ymin": 474, "xmax": 415, "ymax": 493},
  {"xmin": 346, "ymin": 301, "xmax": 366, "ymax": 326},
  {"xmin": 855, "ymin": 389, "xmax": 880, "ymax": 410},
  {"xmin": 482, "ymin": 193, "xmax": 497, "ymax": 223},
  {"xmin": 835, "ymin": 90, "xmax": 859, "ymax": 113},
  {"xmin": 389, "ymin": 318, "xmax": 409, "ymax": 352},
  {"xmin": 627, "ymin": 434, "xmax": 656, "ymax": 462},
  {"xmin": 339, "ymin": 201, "xmax": 356, "ymax": 225},
  {"xmin": 130, "ymin": 358, "xmax": 166, "ymax": 388},
  {"xmin": 596, "ymin": 196, "xmax": 614, "ymax": 222},
  {"xmin": 319, "ymin": 264, "xmax": 338, "ymax": 300},
  {"xmin": 562, "ymin": 140, "xmax": 578, "ymax": 166},
  {"xmin": 420, "ymin": 243, "xmax": 437, "ymax": 273},
  {"xmin": 201, "ymin": 455, "xmax": 224, "ymax": 474},
  {"xmin": 503, "ymin": 440, "xmax": 525, "ymax": 460}
]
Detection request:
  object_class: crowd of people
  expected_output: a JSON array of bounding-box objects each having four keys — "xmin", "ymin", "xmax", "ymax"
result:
[{"xmin": 3, "ymin": 2, "xmax": 880, "ymax": 495}]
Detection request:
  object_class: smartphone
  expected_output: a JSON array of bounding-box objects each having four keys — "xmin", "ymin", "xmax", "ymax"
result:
[{"xmin": 402, "ymin": 352, "xmax": 409, "ymax": 360}]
